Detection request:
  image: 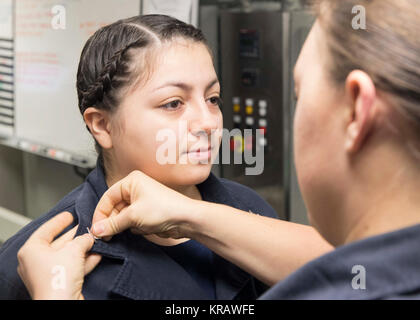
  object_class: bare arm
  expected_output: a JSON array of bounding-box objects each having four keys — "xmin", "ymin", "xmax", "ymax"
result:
[
  {"xmin": 91, "ymin": 171, "xmax": 334, "ymax": 286},
  {"xmin": 180, "ymin": 200, "xmax": 333, "ymax": 286}
]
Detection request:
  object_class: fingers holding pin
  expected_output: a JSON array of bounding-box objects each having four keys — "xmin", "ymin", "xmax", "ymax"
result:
[{"xmin": 87, "ymin": 227, "xmax": 101, "ymax": 241}]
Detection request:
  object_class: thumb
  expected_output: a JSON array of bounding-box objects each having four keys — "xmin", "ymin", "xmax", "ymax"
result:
[
  {"xmin": 91, "ymin": 210, "xmax": 134, "ymax": 238},
  {"xmin": 71, "ymin": 233, "xmax": 95, "ymax": 253},
  {"xmin": 84, "ymin": 254, "xmax": 102, "ymax": 275}
]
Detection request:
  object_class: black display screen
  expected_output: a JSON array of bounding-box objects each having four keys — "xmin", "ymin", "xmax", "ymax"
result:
[
  {"xmin": 241, "ymin": 68, "xmax": 259, "ymax": 87},
  {"xmin": 239, "ymin": 29, "xmax": 260, "ymax": 59}
]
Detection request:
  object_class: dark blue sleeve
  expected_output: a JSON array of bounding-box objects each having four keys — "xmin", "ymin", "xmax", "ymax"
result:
[
  {"xmin": 219, "ymin": 178, "xmax": 279, "ymax": 219},
  {"xmin": 0, "ymin": 203, "xmax": 78, "ymax": 300}
]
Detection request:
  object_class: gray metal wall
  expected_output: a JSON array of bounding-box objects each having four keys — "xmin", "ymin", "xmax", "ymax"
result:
[{"xmin": 0, "ymin": 146, "xmax": 84, "ymax": 243}]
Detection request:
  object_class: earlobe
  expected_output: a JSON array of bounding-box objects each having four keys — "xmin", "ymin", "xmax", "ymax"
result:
[
  {"xmin": 344, "ymin": 70, "xmax": 376, "ymax": 154},
  {"xmin": 83, "ymin": 107, "xmax": 113, "ymax": 149},
  {"xmin": 345, "ymin": 122, "xmax": 361, "ymax": 153}
]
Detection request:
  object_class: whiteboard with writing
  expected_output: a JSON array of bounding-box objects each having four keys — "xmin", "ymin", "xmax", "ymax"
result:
[
  {"xmin": 15, "ymin": 0, "xmax": 141, "ymax": 166},
  {"xmin": 0, "ymin": 0, "xmax": 14, "ymax": 138}
]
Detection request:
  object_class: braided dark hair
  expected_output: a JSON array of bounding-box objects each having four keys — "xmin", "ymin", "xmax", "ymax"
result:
[{"xmin": 76, "ymin": 15, "xmax": 209, "ymax": 167}]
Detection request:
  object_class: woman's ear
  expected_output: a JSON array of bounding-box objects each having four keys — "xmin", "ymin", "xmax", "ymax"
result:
[
  {"xmin": 83, "ymin": 107, "xmax": 113, "ymax": 149},
  {"xmin": 344, "ymin": 70, "xmax": 377, "ymax": 154}
]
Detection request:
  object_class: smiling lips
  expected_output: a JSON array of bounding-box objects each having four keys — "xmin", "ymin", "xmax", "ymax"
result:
[{"xmin": 184, "ymin": 146, "xmax": 213, "ymax": 160}]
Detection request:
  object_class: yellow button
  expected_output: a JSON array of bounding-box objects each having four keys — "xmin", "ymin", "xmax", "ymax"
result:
[
  {"xmin": 234, "ymin": 135, "xmax": 244, "ymax": 153},
  {"xmin": 246, "ymin": 106, "xmax": 253, "ymax": 115},
  {"xmin": 233, "ymin": 104, "xmax": 241, "ymax": 113}
]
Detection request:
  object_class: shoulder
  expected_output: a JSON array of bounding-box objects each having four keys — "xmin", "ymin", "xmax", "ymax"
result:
[
  {"xmin": 218, "ymin": 178, "xmax": 279, "ymax": 219},
  {"xmin": 0, "ymin": 184, "xmax": 84, "ymax": 299}
]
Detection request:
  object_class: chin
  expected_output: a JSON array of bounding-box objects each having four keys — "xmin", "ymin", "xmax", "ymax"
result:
[
  {"xmin": 175, "ymin": 163, "xmax": 213, "ymax": 186},
  {"xmin": 145, "ymin": 163, "xmax": 212, "ymax": 187}
]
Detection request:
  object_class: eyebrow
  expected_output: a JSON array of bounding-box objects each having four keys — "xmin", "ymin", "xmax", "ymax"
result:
[{"xmin": 155, "ymin": 79, "xmax": 219, "ymax": 92}]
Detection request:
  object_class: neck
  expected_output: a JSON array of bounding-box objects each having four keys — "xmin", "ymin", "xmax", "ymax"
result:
[
  {"xmin": 172, "ymin": 184, "xmax": 203, "ymax": 201},
  {"xmin": 340, "ymin": 149, "xmax": 420, "ymax": 245},
  {"xmin": 105, "ymin": 168, "xmax": 201, "ymax": 246},
  {"xmin": 344, "ymin": 185, "xmax": 420, "ymax": 245},
  {"xmin": 105, "ymin": 172, "xmax": 202, "ymax": 201}
]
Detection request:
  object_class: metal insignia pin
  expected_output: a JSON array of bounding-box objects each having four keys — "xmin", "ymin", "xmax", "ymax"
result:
[{"xmin": 87, "ymin": 227, "xmax": 101, "ymax": 241}]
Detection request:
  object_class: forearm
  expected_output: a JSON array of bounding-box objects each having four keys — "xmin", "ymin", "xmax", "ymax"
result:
[{"xmin": 180, "ymin": 200, "xmax": 333, "ymax": 286}]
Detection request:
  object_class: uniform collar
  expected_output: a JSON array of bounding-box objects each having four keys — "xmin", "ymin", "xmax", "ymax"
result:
[
  {"xmin": 74, "ymin": 160, "xmax": 127, "ymax": 259},
  {"xmin": 74, "ymin": 162, "xmax": 252, "ymax": 299}
]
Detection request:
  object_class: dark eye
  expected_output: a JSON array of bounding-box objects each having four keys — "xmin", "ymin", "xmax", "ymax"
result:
[
  {"xmin": 160, "ymin": 100, "xmax": 182, "ymax": 110},
  {"xmin": 208, "ymin": 96, "xmax": 223, "ymax": 107}
]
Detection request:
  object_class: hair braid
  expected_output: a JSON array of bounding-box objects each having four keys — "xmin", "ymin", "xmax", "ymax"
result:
[{"xmin": 79, "ymin": 42, "xmax": 136, "ymax": 114}]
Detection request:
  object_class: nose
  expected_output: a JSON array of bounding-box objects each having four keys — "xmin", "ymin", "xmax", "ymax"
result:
[{"xmin": 188, "ymin": 98, "xmax": 219, "ymax": 137}]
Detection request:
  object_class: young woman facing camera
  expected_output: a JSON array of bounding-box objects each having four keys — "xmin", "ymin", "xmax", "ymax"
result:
[{"xmin": 0, "ymin": 15, "xmax": 330, "ymax": 300}]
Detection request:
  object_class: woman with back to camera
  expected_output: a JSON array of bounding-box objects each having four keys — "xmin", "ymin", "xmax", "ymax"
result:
[{"xmin": 0, "ymin": 14, "xmax": 331, "ymax": 300}]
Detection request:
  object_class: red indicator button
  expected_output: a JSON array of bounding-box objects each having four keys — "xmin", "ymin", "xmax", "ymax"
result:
[{"xmin": 259, "ymin": 127, "xmax": 267, "ymax": 135}]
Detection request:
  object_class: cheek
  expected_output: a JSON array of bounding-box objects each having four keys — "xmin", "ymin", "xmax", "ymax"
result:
[
  {"xmin": 293, "ymin": 94, "xmax": 331, "ymax": 195},
  {"xmin": 115, "ymin": 110, "xmax": 175, "ymax": 164},
  {"xmin": 294, "ymin": 99, "xmax": 321, "ymax": 167},
  {"xmin": 294, "ymin": 102, "xmax": 310, "ymax": 152},
  {"xmin": 293, "ymin": 90, "xmax": 347, "ymax": 222}
]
